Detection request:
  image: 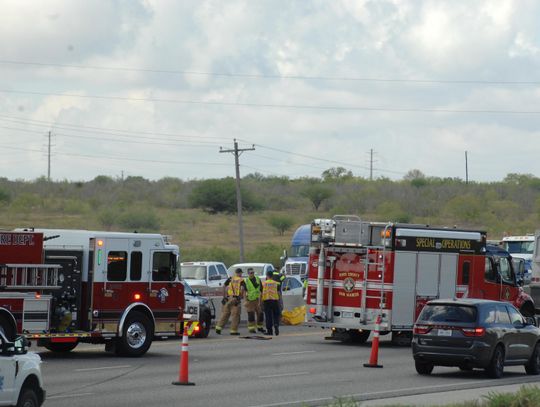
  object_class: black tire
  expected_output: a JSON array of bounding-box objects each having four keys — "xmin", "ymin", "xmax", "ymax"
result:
[
  {"xmin": 0, "ymin": 314, "xmax": 16, "ymax": 341},
  {"xmin": 116, "ymin": 311, "xmax": 153, "ymax": 357},
  {"xmin": 391, "ymin": 331, "xmax": 412, "ymax": 347},
  {"xmin": 520, "ymin": 303, "xmax": 535, "ymax": 318},
  {"xmin": 44, "ymin": 341, "xmax": 78, "ymax": 353},
  {"xmin": 197, "ymin": 312, "xmax": 212, "ymax": 338},
  {"xmin": 17, "ymin": 388, "xmax": 39, "ymax": 407},
  {"xmin": 485, "ymin": 345, "xmax": 505, "ymax": 378},
  {"xmin": 415, "ymin": 361, "xmax": 434, "ymax": 375},
  {"xmin": 525, "ymin": 342, "xmax": 540, "ymax": 375},
  {"xmin": 349, "ymin": 330, "xmax": 370, "ymax": 344}
]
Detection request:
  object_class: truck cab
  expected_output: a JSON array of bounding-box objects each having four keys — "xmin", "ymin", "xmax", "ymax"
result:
[
  {"xmin": 0, "ymin": 333, "xmax": 45, "ymax": 407},
  {"xmin": 282, "ymin": 224, "xmax": 311, "ymax": 280},
  {"xmin": 180, "ymin": 262, "xmax": 229, "ymax": 296}
]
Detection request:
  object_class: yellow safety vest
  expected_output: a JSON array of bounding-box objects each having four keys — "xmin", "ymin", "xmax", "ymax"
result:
[
  {"xmin": 262, "ymin": 279, "xmax": 280, "ymax": 301},
  {"xmin": 244, "ymin": 276, "xmax": 261, "ymax": 301},
  {"xmin": 227, "ymin": 276, "xmax": 243, "ymax": 297}
]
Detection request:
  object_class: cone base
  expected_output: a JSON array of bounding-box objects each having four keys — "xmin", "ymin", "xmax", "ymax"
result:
[
  {"xmin": 363, "ymin": 363, "xmax": 383, "ymax": 368},
  {"xmin": 172, "ymin": 381, "xmax": 196, "ymax": 386}
]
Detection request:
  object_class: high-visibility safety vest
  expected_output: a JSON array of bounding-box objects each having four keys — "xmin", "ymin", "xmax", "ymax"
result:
[
  {"xmin": 272, "ymin": 271, "xmax": 285, "ymax": 283},
  {"xmin": 262, "ymin": 279, "xmax": 280, "ymax": 301},
  {"xmin": 227, "ymin": 276, "xmax": 243, "ymax": 297},
  {"xmin": 244, "ymin": 276, "xmax": 261, "ymax": 301}
]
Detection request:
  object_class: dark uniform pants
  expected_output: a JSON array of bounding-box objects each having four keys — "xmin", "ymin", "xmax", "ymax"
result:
[{"xmin": 263, "ymin": 299, "xmax": 280, "ymax": 334}]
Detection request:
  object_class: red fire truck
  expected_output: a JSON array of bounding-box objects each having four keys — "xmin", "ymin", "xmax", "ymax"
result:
[
  {"xmin": 305, "ymin": 216, "xmax": 535, "ymax": 345},
  {"xmin": 0, "ymin": 229, "xmax": 187, "ymax": 356}
]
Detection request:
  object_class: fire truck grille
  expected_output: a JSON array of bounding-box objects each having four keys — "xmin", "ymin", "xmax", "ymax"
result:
[{"xmin": 285, "ymin": 263, "xmax": 306, "ymax": 275}]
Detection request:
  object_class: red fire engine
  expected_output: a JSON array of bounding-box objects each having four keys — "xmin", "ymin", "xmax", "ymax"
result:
[
  {"xmin": 0, "ymin": 229, "xmax": 187, "ymax": 356},
  {"xmin": 305, "ymin": 216, "xmax": 535, "ymax": 345}
]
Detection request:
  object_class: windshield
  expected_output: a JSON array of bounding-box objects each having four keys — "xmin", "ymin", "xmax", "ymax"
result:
[
  {"xmin": 181, "ymin": 265, "xmax": 206, "ymax": 280},
  {"xmin": 289, "ymin": 245, "xmax": 309, "ymax": 258},
  {"xmin": 503, "ymin": 241, "xmax": 534, "ymax": 255}
]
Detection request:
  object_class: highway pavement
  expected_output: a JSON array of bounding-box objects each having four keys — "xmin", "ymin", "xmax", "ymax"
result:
[{"xmin": 36, "ymin": 326, "xmax": 540, "ymax": 407}]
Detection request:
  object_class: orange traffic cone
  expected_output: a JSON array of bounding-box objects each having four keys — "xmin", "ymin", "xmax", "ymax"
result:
[
  {"xmin": 172, "ymin": 324, "xmax": 196, "ymax": 385},
  {"xmin": 363, "ymin": 314, "xmax": 383, "ymax": 368}
]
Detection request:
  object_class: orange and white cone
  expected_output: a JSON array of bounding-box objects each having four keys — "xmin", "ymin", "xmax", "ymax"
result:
[
  {"xmin": 363, "ymin": 314, "xmax": 383, "ymax": 368},
  {"xmin": 172, "ymin": 324, "xmax": 196, "ymax": 385}
]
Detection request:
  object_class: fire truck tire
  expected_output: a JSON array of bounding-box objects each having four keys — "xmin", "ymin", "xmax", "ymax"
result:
[
  {"xmin": 44, "ymin": 342, "xmax": 78, "ymax": 353},
  {"xmin": 349, "ymin": 330, "xmax": 370, "ymax": 344},
  {"xmin": 0, "ymin": 315, "xmax": 15, "ymax": 341},
  {"xmin": 391, "ymin": 331, "xmax": 412, "ymax": 347},
  {"xmin": 197, "ymin": 312, "xmax": 212, "ymax": 338},
  {"xmin": 117, "ymin": 311, "xmax": 153, "ymax": 357},
  {"xmin": 16, "ymin": 387, "xmax": 39, "ymax": 407},
  {"xmin": 520, "ymin": 303, "xmax": 535, "ymax": 318}
]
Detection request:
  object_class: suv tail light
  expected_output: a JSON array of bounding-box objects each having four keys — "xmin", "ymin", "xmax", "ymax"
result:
[
  {"xmin": 461, "ymin": 327, "xmax": 485, "ymax": 337},
  {"xmin": 413, "ymin": 324, "xmax": 432, "ymax": 335}
]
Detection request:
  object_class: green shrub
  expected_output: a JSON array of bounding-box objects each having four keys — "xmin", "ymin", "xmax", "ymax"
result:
[
  {"xmin": 117, "ymin": 208, "xmax": 160, "ymax": 231},
  {"xmin": 267, "ymin": 215, "xmax": 294, "ymax": 236}
]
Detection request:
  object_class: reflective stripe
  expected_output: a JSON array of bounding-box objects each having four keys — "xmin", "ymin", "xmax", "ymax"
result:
[{"xmin": 262, "ymin": 279, "xmax": 280, "ymax": 301}]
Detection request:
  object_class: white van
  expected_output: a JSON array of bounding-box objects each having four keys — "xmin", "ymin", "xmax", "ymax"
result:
[{"xmin": 502, "ymin": 235, "xmax": 534, "ymax": 284}]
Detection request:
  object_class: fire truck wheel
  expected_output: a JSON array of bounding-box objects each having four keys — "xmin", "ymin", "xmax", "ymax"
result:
[
  {"xmin": 0, "ymin": 315, "xmax": 15, "ymax": 341},
  {"xmin": 349, "ymin": 330, "xmax": 370, "ymax": 344},
  {"xmin": 197, "ymin": 312, "xmax": 212, "ymax": 338},
  {"xmin": 44, "ymin": 341, "xmax": 78, "ymax": 353},
  {"xmin": 117, "ymin": 311, "xmax": 153, "ymax": 357},
  {"xmin": 391, "ymin": 331, "xmax": 412, "ymax": 347}
]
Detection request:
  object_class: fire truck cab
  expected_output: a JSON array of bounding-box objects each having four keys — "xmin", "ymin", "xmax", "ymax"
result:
[
  {"xmin": 305, "ymin": 216, "xmax": 534, "ymax": 345},
  {"xmin": 1, "ymin": 229, "xmax": 186, "ymax": 357}
]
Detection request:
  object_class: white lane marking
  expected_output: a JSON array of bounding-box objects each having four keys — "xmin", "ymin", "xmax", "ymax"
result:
[
  {"xmin": 75, "ymin": 365, "xmax": 131, "ymax": 372},
  {"xmin": 48, "ymin": 392, "xmax": 94, "ymax": 400},
  {"xmin": 271, "ymin": 350, "xmax": 316, "ymax": 356},
  {"xmin": 259, "ymin": 371, "xmax": 309, "ymax": 379}
]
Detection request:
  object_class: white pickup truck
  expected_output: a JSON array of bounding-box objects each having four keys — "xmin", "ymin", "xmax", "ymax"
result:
[{"xmin": 0, "ymin": 333, "xmax": 45, "ymax": 407}]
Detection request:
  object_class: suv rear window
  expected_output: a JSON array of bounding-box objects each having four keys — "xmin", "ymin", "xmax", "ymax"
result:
[{"xmin": 418, "ymin": 304, "xmax": 477, "ymax": 323}]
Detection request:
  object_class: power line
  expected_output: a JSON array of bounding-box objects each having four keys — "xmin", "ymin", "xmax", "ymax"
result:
[
  {"xmin": 1, "ymin": 59, "xmax": 539, "ymax": 85},
  {"xmin": 1, "ymin": 89, "xmax": 539, "ymax": 115}
]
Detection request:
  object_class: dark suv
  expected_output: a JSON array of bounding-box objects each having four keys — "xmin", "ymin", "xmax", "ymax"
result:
[{"xmin": 412, "ymin": 299, "xmax": 540, "ymax": 378}]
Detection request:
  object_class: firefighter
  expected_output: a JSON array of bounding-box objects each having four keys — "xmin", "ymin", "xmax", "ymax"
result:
[
  {"xmin": 244, "ymin": 267, "xmax": 264, "ymax": 333},
  {"xmin": 262, "ymin": 270, "xmax": 281, "ymax": 336},
  {"xmin": 215, "ymin": 268, "xmax": 245, "ymax": 335}
]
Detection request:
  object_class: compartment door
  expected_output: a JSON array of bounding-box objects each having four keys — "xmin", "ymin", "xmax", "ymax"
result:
[
  {"xmin": 439, "ymin": 254, "xmax": 458, "ymax": 299},
  {"xmin": 392, "ymin": 252, "xmax": 417, "ymax": 327}
]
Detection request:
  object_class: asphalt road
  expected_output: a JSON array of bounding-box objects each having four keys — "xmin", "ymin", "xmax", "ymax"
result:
[{"xmin": 36, "ymin": 326, "xmax": 540, "ymax": 407}]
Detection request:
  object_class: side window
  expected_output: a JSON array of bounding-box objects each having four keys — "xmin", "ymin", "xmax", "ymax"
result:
[
  {"xmin": 208, "ymin": 266, "xmax": 219, "ymax": 280},
  {"xmin": 152, "ymin": 252, "xmax": 175, "ymax": 282},
  {"xmin": 107, "ymin": 251, "xmax": 127, "ymax": 281},
  {"xmin": 289, "ymin": 278, "xmax": 302, "ymax": 289},
  {"xmin": 282, "ymin": 278, "xmax": 291, "ymax": 291},
  {"xmin": 507, "ymin": 306, "xmax": 524, "ymax": 325},
  {"xmin": 485, "ymin": 258, "xmax": 496, "ymax": 282},
  {"xmin": 130, "ymin": 251, "xmax": 142, "ymax": 281},
  {"xmin": 216, "ymin": 264, "xmax": 228, "ymax": 278},
  {"xmin": 499, "ymin": 257, "xmax": 512, "ymax": 283},
  {"xmin": 462, "ymin": 261, "xmax": 470, "ymax": 285},
  {"xmin": 483, "ymin": 306, "xmax": 496, "ymax": 324},
  {"xmin": 496, "ymin": 305, "xmax": 511, "ymax": 324}
]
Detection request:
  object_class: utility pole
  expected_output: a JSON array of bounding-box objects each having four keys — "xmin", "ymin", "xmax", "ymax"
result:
[
  {"xmin": 465, "ymin": 151, "xmax": 469, "ymax": 185},
  {"xmin": 47, "ymin": 131, "xmax": 52, "ymax": 181},
  {"xmin": 370, "ymin": 149, "xmax": 374, "ymax": 181},
  {"xmin": 219, "ymin": 139, "xmax": 255, "ymax": 262}
]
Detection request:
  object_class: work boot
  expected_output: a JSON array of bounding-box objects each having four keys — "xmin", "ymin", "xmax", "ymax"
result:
[
  {"xmin": 265, "ymin": 330, "xmax": 273, "ymax": 336},
  {"xmin": 215, "ymin": 327, "xmax": 222, "ymax": 335},
  {"xmin": 230, "ymin": 332, "xmax": 240, "ymax": 336},
  {"xmin": 275, "ymin": 326, "xmax": 279, "ymax": 336},
  {"xmin": 257, "ymin": 327, "xmax": 265, "ymax": 333},
  {"xmin": 248, "ymin": 329, "xmax": 256, "ymax": 334}
]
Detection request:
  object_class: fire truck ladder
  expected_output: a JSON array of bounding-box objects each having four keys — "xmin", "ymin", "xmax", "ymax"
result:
[
  {"xmin": 360, "ymin": 224, "xmax": 391, "ymax": 324},
  {"xmin": 0, "ymin": 264, "xmax": 62, "ymax": 290}
]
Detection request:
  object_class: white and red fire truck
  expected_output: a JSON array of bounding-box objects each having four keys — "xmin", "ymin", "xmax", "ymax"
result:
[
  {"xmin": 305, "ymin": 216, "xmax": 535, "ymax": 345},
  {"xmin": 0, "ymin": 229, "xmax": 188, "ymax": 356}
]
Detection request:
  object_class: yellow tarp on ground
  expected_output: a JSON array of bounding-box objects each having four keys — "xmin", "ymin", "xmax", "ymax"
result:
[{"xmin": 282, "ymin": 306, "xmax": 306, "ymax": 325}]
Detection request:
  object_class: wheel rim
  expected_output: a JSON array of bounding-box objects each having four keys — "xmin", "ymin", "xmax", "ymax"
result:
[
  {"xmin": 496, "ymin": 350, "xmax": 504, "ymax": 375},
  {"xmin": 126, "ymin": 322, "xmax": 147, "ymax": 349},
  {"xmin": 22, "ymin": 399, "xmax": 36, "ymax": 407}
]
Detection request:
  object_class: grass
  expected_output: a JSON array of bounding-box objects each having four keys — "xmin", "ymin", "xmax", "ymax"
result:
[{"xmin": 316, "ymin": 386, "xmax": 540, "ymax": 407}]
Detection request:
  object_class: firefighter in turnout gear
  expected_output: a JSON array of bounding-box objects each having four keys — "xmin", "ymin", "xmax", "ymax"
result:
[
  {"xmin": 216, "ymin": 268, "xmax": 245, "ymax": 335},
  {"xmin": 244, "ymin": 267, "xmax": 264, "ymax": 333},
  {"xmin": 262, "ymin": 270, "xmax": 281, "ymax": 336}
]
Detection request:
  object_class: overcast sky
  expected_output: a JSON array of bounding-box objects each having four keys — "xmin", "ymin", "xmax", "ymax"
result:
[{"xmin": 1, "ymin": 0, "xmax": 539, "ymax": 182}]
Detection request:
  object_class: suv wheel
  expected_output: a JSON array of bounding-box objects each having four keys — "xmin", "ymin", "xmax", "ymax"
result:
[
  {"xmin": 486, "ymin": 345, "xmax": 504, "ymax": 378},
  {"xmin": 525, "ymin": 342, "xmax": 540, "ymax": 375},
  {"xmin": 415, "ymin": 361, "xmax": 434, "ymax": 375},
  {"xmin": 17, "ymin": 388, "xmax": 39, "ymax": 407}
]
